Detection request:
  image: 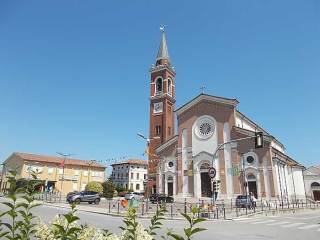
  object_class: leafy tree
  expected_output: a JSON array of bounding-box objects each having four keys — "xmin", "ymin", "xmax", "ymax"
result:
[
  {"xmin": 102, "ymin": 179, "xmax": 115, "ymax": 199},
  {"xmin": 85, "ymin": 181, "xmax": 103, "ymax": 193}
]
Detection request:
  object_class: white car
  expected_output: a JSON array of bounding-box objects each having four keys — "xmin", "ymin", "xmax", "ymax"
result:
[{"xmin": 124, "ymin": 192, "xmax": 144, "ymax": 201}]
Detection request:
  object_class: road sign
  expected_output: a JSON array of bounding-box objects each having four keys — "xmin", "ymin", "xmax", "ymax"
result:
[{"xmin": 208, "ymin": 167, "xmax": 216, "ymax": 179}]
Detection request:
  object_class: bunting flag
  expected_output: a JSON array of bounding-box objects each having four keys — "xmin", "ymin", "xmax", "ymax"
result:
[{"xmin": 60, "ymin": 159, "xmax": 65, "ymax": 168}]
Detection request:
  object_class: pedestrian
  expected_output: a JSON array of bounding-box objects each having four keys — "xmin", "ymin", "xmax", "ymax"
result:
[{"xmin": 250, "ymin": 192, "xmax": 257, "ymax": 208}]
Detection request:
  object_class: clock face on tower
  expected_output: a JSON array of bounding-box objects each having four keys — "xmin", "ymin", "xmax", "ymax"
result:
[{"xmin": 153, "ymin": 102, "xmax": 163, "ymax": 114}]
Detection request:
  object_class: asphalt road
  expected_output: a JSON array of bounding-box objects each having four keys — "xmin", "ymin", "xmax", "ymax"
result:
[{"xmin": 1, "ymin": 203, "xmax": 320, "ymax": 240}]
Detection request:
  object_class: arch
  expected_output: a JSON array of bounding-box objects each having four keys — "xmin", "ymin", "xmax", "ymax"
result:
[
  {"xmin": 155, "ymin": 77, "xmax": 163, "ymax": 94},
  {"xmin": 311, "ymin": 182, "xmax": 320, "ymax": 187},
  {"xmin": 247, "ymin": 173, "xmax": 256, "ymax": 181}
]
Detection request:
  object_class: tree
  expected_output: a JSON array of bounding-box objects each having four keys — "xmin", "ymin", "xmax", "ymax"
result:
[
  {"xmin": 102, "ymin": 178, "xmax": 115, "ymax": 199},
  {"xmin": 85, "ymin": 181, "xmax": 103, "ymax": 193}
]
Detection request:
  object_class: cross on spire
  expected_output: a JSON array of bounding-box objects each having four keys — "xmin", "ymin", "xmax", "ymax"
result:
[{"xmin": 200, "ymin": 85, "xmax": 206, "ymax": 94}]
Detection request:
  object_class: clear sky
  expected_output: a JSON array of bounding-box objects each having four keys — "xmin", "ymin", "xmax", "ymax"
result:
[{"xmin": 0, "ymin": 0, "xmax": 319, "ymax": 172}]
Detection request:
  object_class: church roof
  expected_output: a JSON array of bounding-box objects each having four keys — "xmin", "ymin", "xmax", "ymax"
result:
[
  {"xmin": 175, "ymin": 93, "xmax": 239, "ymax": 116},
  {"xmin": 156, "ymin": 30, "xmax": 170, "ymax": 61},
  {"xmin": 155, "ymin": 135, "xmax": 178, "ymax": 154}
]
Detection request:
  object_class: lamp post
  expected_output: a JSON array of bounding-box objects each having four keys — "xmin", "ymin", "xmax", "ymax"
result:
[
  {"xmin": 137, "ymin": 133, "xmax": 158, "ymax": 198},
  {"xmin": 57, "ymin": 152, "xmax": 73, "ymax": 202}
]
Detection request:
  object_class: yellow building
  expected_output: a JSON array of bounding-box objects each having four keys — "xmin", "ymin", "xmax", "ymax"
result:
[{"xmin": 1, "ymin": 152, "xmax": 106, "ymax": 195}]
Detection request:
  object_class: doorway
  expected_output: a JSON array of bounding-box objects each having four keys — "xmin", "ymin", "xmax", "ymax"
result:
[
  {"xmin": 167, "ymin": 175, "xmax": 174, "ymax": 196},
  {"xmin": 200, "ymin": 162, "xmax": 212, "ymax": 197},
  {"xmin": 313, "ymin": 191, "xmax": 320, "ymax": 201},
  {"xmin": 247, "ymin": 174, "xmax": 258, "ymax": 198}
]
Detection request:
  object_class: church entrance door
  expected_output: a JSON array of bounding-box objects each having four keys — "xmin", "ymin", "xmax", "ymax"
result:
[
  {"xmin": 200, "ymin": 162, "xmax": 212, "ymax": 197},
  {"xmin": 200, "ymin": 172, "xmax": 212, "ymax": 197},
  {"xmin": 248, "ymin": 181, "xmax": 257, "ymax": 198},
  {"xmin": 313, "ymin": 191, "xmax": 320, "ymax": 201},
  {"xmin": 168, "ymin": 183, "xmax": 173, "ymax": 196}
]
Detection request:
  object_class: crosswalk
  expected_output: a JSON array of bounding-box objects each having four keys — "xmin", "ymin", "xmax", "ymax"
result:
[{"xmin": 235, "ymin": 217, "xmax": 320, "ymax": 232}]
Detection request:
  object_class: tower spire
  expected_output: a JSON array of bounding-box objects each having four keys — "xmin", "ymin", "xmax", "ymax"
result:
[{"xmin": 156, "ymin": 26, "xmax": 170, "ymax": 65}]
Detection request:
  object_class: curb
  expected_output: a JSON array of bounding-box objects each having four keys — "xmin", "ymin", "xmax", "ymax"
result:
[{"xmin": 41, "ymin": 202, "xmax": 233, "ymax": 221}]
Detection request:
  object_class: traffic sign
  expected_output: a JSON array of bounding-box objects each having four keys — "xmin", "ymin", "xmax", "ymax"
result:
[{"xmin": 208, "ymin": 167, "xmax": 216, "ymax": 179}]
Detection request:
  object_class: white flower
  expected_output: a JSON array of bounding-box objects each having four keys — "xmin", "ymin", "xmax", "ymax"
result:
[{"xmin": 120, "ymin": 223, "xmax": 152, "ymax": 240}]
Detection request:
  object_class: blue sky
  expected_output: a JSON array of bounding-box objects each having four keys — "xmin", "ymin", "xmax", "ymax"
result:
[{"xmin": 0, "ymin": 0, "xmax": 319, "ymax": 172}]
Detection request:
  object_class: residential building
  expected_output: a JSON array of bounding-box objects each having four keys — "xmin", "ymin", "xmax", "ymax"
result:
[
  {"xmin": 111, "ymin": 159, "xmax": 148, "ymax": 193},
  {"xmin": 1, "ymin": 152, "xmax": 106, "ymax": 195},
  {"xmin": 304, "ymin": 166, "xmax": 320, "ymax": 201},
  {"xmin": 148, "ymin": 29, "xmax": 306, "ymax": 201}
]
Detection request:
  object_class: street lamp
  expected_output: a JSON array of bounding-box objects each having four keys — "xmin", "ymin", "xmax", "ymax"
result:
[{"xmin": 137, "ymin": 132, "xmax": 159, "ymax": 198}]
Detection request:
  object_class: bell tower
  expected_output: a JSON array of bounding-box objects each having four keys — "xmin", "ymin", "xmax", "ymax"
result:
[{"xmin": 148, "ymin": 27, "xmax": 176, "ymax": 194}]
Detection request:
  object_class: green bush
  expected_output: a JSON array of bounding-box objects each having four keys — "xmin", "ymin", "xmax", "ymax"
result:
[
  {"xmin": 85, "ymin": 181, "xmax": 103, "ymax": 193},
  {"xmin": 102, "ymin": 179, "xmax": 115, "ymax": 199}
]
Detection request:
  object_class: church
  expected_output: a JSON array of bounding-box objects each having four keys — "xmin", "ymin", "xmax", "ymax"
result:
[{"xmin": 147, "ymin": 29, "xmax": 306, "ymax": 201}]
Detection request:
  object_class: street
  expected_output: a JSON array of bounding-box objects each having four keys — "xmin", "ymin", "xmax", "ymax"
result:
[{"xmin": 2, "ymin": 203, "xmax": 318, "ymax": 240}]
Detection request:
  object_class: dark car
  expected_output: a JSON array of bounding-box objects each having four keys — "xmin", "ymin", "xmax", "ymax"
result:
[
  {"xmin": 235, "ymin": 195, "xmax": 253, "ymax": 208},
  {"xmin": 66, "ymin": 191, "xmax": 101, "ymax": 204},
  {"xmin": 149, "ymin": 194, "xmax": 174, "ymax": 204}
]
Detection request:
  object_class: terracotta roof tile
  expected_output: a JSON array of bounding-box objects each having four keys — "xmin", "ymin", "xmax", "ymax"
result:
[{"xmin": 11, "ymin": 152, "xmax": 105, "ymax": 169}]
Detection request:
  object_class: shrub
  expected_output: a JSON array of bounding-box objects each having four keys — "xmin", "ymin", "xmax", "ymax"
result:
[
  {"xmin": 85, "ymin": 181, "xmax": 103, "ymax": 193},
  {"xmin": 102, "ymin": 179, "xmax": 115, "ymax": 199}
]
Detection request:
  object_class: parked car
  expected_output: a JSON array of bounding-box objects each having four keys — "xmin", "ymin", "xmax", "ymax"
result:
[
  {"xmin": 124, "ymin": 192, "xmax": 144, "ymax": 201},
  {"xmin": 149, "ymin": 194, "xmax": 174, "ymax": 204},
  {"xmin": 66, "ymin": 191, "xmax": 101, "ymax": 204},
  {"xmin": 235, "ymin": 195, "xmax": 253, "ymax": 208},
  {"xmin": 66, "ymin": 191, "xmax": 79, "ymax": 198}
]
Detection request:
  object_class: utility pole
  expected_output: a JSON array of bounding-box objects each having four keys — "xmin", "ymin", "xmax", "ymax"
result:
[
  {"xmin": 88, "ymin": 160, "xmax": 96, "ymax": 183},
  {"xmin": 57, "ymin": 152, "xmax": 73, "ymax": 202}
]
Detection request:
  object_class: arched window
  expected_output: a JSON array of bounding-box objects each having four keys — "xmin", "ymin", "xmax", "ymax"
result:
[
  {"xmin": 156, "ymin": 78, "xmax": 163, "ymax": 94},
  {"xmin": 167, "ymin": 79, "xmax": 172, "ymax": 95},
  {"xmin": 311, "ymin": 182, "xmax": 320, "ymax": 187}
]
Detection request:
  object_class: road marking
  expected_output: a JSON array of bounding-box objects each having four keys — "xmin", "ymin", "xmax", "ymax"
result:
[
  {"xmin": 251, "ymin": 220, "xmax": 276, "ymax": 224},
  {"xmin": 298, "ymin": 224, "xmax": 320, "ymax": 230},
  {"xmin": 282, "ymin": 223, "xmax": 305, "ymax": 228},
  {"xmin": 266, "ymin": 221, "xmax": 290, "ymax": 226}
]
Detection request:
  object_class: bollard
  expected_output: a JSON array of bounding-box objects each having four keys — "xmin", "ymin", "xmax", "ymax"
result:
[
  {"xmin": 236, "ymin": 206, "xmax": 239, "ymax": 217},
  {"xmin": 109, "ymin": 201, "xmax": 111, "ymax": 213},
  {"xmin": 117, "ymin": 201, "xmax": 120, "ymax": 214},
  {"xmin": 223, "ymin": 205, "xmax": 226, "ymax": 219},
  {"xmin": 216, "ymin": 207, "xmax": 219, "ymax": 219},
  {"xmin": 184, "ymin": 198, "xmax": 187, "ymax": 214},
  {"xmin": 146, "ymin": 199, "xmax": 149, "ymax": 213},
  {"xmin": 261, "ymin": 200, "xmax": 264, "ymax": 211},
  {"xmin": 142, "ymin": 201, "xmax": 144, "ymax": 216},
  {"xmin": 170, "ymin": 204, "xmax": 173, "ymax": 218},
  {"xmin": 230, "ymin": 198, "xmax": 233, "ymax": 211}
]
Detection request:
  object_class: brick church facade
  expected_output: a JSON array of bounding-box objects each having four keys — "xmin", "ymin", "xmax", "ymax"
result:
[{"xmin": 148, "ymin": 30, "xmax": 306, "ymax": 201}]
